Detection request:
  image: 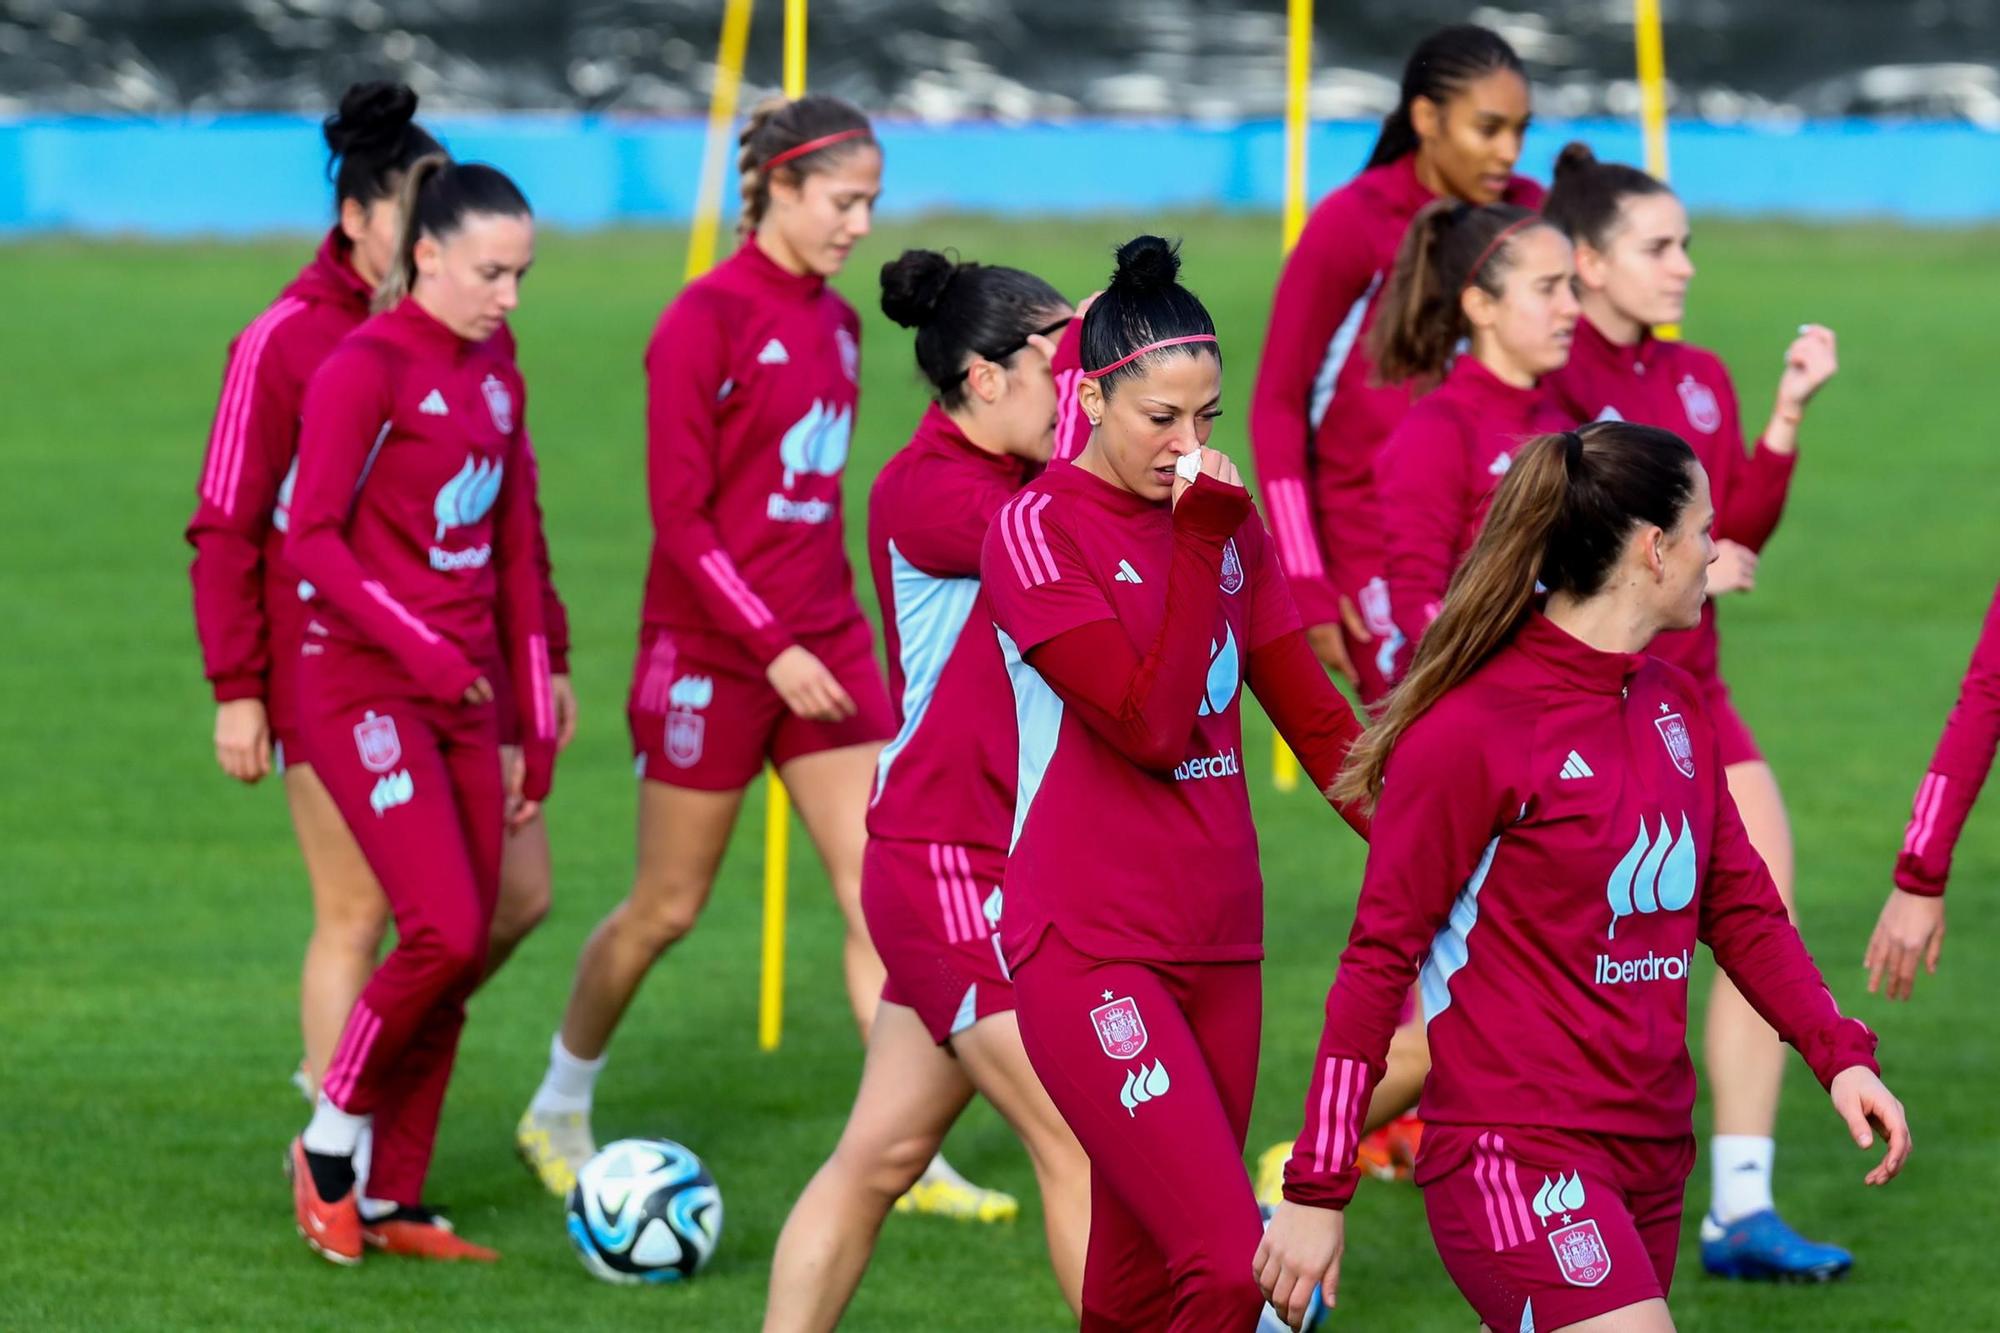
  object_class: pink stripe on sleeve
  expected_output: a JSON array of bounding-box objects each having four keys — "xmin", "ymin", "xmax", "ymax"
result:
[
  {"xmin": 203, "ymin": 298, "xmax": 306, "ymax": 515},
  {"xmin": 362, "ymin": 579, "xmax": 443, "ymax": 645},
  {"xmin": 996, "ymin": 496, "xmax": 1038, "ymax": 588},
  {"xmin": 698, "ymin": 550, "xmax": 775, "ymax": 629},
  {"xmin": 1901, "ymin": 774, "xmax": 1937, "ymax": 855},
  {"xmin": 1269, "ymin": 480, "xmax": 1325, "ymax": 580},
  {"xmin": 528, "ymin": 632, "xmax": 554, "ymax": 741},
  {"xmin": 1309, "ymin": 1058, "xmax": 1337, "ymax": 1173},
  {"xmin": 1024, "ymin": 494, "xmax": 1059, "ymax": 584},
  {"xmin": 1911, "ymin": 772, "xmax": 1950, "ymax": 859}
]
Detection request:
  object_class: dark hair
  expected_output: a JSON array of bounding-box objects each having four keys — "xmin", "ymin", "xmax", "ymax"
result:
[
  {"xmin": 1079, "ymin": 236, "xmax": 1220, "ymax": 395},
  {"xmin": 737, "ymin": 94, "xmax": 877, "ymax": 235},
  {"xmin": 1543, "ymin": 140, "xmax": 1673, "ymax": 251},
  {"xmin": 880, "ymin": 249, "xmax": 1069, "ymax": 410},
  {"xmin": 1368, "ymin": 200, "xmax": 1559, "ymax": 383},
  {"xmin": 1336, "ymin": 422, "xmax": 1698, "ymax": 808},
  {"xmin": 374, "ymin": 156, "xmax": 533, "ymax": 310},
  {"xmin": 322, "ymin": 80, "xmax": 444, "ymax": 210},
  {"xmin": 1368, "ymin": 24, "xmax": 1527, "ymax": 169}
]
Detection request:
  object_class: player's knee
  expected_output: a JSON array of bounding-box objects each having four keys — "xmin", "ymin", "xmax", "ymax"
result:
[
  {"xmin": 497, "ymin": 879, "xmax": 552, "ymax": 939},
  {"xmin": 837, "ymin": 1130, "xmax": 937, "ymax": 1201},
  {"xmin": 617, "ymin": 881, "xmax": 708, "ymax": 954}
]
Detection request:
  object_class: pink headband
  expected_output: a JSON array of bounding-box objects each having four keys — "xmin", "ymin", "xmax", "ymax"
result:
[
  {"xmin": 1463, "ymin": 216, "xmax": 1542, "ymax": 290},
  {"xmin": 1081, "ymin": 334, "xmax": 1219, "ymax": 379},
  {"xmin": 762, "ymin": 128, "xmax": 871, "ymax": 173}
]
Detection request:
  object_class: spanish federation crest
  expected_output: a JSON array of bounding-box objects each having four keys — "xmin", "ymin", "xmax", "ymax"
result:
[
  {"xmin": 664, "ymin": 674, "xmax": 713, "ymax": 769},
  {"xmin": 1676, "ymin": 375, "xmax": 1721, "ymax": 435},
  {"xmin": 1219, "ymin": 538, "xmax": 1245, "ymax": 594},
  {"xmin": 1549, "ymin": 1219, "xmax": 1613, "ymax": 1287},
  {"xmin": 481, "ymin": 373, "xmax": 514, "ymax": 434},
  {"xmin": 836, "ymin": 326, "xmax": 860, "ymax": 383},
  {"xmin": 1655, "ymin": 709, "xmax": 1696, "ymax": 779},
  {"xmin": 353, "ymin": 710, "xmax": 402, "ymax": 773},
  {"xmin": 1089, "ymin": 995, "xmax": 1148, "ymax": 1060}
]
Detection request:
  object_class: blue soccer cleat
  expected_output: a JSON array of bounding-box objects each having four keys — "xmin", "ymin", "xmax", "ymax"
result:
[{"xmin": 1699, "ymin": 1209, "xmax": 1853, "ymax": 1282}]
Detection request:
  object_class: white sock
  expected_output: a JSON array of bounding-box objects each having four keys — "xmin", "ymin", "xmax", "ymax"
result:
[
  {"xmin": 919, "ymin": 1153, "xmax": 967, "ymax": 1188},
  {"xmin": 530, "ymin": 1032, "xmax": 606, "ymax": 1117},
  {"xmin": 1711, "ymin": 1134, "xmax": 1775, "ymax": 1222},
  {"xmin": 302, "ymin": 1094, "xmax": 368, "ymax": 1157},
  {"xmin": 353, "ymin": 1122, "xmax": 374, "ymax": 1196}
]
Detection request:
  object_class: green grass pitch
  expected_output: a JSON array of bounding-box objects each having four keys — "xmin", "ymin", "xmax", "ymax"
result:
[{"xmin": 2, "ymin": 213, "xmax": 1996, "ymax": 1330}]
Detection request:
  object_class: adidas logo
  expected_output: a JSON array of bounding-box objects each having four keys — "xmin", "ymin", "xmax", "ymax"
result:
[
  {"xmin": 757, "ymin": 338, "xmax": 790, "ymax": 365},
  {"xmin": 1113, "ymin": 559, "xmax": 1144, "ymax": 584},
  {"xmin": 419, "ymin": 389, "xmax": 449, "ymax": 416},
  {"xmin": 1559, "ymin": 750, "xmax": 1594, "ymax": 780},
  {"xmin": 1488, "ymin": 452, "xmax": 1513, "ymax": 477},
  {"xmin": 1595, "ymin": 404, "xmax": 1625, "ymax": 423}
]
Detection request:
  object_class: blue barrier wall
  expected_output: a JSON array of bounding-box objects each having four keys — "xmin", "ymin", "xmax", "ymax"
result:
[{"xmin": 3, "ymin": 115, "xmax": 1996, "ymax": 235}]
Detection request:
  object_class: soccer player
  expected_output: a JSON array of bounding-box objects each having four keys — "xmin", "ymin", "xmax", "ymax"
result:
[
  {"xmin": 1257, "ymin": 423, "xmax": 1909, "ymax": 1333},
  {"xmin": 1869, "ymin": 578, "xmax": 2000, "ymax": 998},
  {"xmin": 1250, "ymin": 22, "xmax": 1542, "ymax": 701},
  {"xmin": 282, "ymin": 157, "xmax": 556, "ymax": 1264},
  {"xmin": 515, "ymin": 95, "xmax": 1002, "ymax": 1216},
  {"xmin": 1247, "ymin": 24, "xmax": 1542, "ymax": 1192},
  {"xmin": 1541, "ymin": 143, "xmax": 1849, "ymax": 1280},
  {"xmin": 1371, "ymin": 201, "xmax": 1578, "ymax": 672},
  {"xmin": 983, "ymin": 236, "xmax": 1369, "ymax": 1329},
  {"xmin": 184, "ymin": 80, "xmax": 572, "ymax": 1116},
  {"xmin": 763, "ymin": 250, "xmax": 1090, "ymax": 1329}
]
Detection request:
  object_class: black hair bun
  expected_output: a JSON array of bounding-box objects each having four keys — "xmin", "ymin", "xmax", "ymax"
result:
[
  {"xmin": 325, "ymin": 81, "xmax": 420, "ymax": 157},
  {"xmin": 1553, "ymin": 140, "xmax": 1598, "ymax": 180},
  {"xmin": 879, "ymin": 248, "xmax": 959, "ymax": 328},
  {"xmin": 1109, "ymin": 234, "xmax": 1182, "ymax": 295}
]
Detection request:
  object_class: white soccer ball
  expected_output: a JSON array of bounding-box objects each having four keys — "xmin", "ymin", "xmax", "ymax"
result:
[{"xmin": 564, "ymin": 1137, "xmax": 723, "ymax": 1284}]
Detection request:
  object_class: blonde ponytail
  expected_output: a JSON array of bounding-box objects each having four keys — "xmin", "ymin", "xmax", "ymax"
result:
[
  {"xmin": 372, "ymin": 152, "xmax": 448, "ymax": 312},
  {"xmin": 1335, "ymin": 434, "xmax": 1572, "ymax": 809}
]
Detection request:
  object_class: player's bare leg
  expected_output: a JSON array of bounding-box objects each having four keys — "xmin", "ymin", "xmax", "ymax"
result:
[
  {"xmin": 1700, "ymin": 760, "xmax": 1848, "ymax": 1280},
  {"xmin": 285, "ymin": 762, "xmax": 387, "ymax": 1091},
  {"xmin": 762, "ymin": 1001, "xmax": 974, "ymax": 1332},
  {"xmin": 518, "ymin": 780, "xmax": 745, "ymax": 1194},
  {"xmin": 486, "ymin": 797, "xmax": 552, "ymax": 980}
]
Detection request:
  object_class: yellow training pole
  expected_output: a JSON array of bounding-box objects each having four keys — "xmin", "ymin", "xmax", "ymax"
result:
[
  {"xmin": 1633, "ymin": 0, "xmax": 1680, "ymax": 338},
  {"xmin": 757, "ymin": 0, "xmax": 809, "ymax": 1054},
  {"xmin": 1271, "ymin": 0, "xmax": 1312, "ymax": 794},
  {"xmin": 684, "ymin": 0, "xmax": 755, "ymax": 280}
]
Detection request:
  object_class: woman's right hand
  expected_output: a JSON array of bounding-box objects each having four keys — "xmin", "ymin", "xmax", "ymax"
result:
[
  {"xmin": 463, "ymin": 676, "xmax": 494, "ymax": 706},
  {"xmin": 1254, "ymin": 1200, "xmax": 1345, "ymax": 1329},
  {"xmin": 214, "ymin": 698, "xmax": 272, "ymax": 784},
  {"xmin": 766, "ymin": 645, "xmax": 856, "ymax": 723},
  {"xmin": 1170, "ymin": 445, "xmax": 1244, "ymax": 509}
]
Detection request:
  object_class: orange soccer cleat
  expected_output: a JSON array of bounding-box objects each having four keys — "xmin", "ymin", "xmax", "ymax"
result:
[
  {"xmin": 362, "ymin": 1207, "xmax": 500, "ymax": 1262},
  {"xmin": 1356, "ymin": 1113, "xmax": 1425, "ymax": 1182},
  {"xmin": 287, "ymin": 1137, "xmax": 363, "ymax": 1265}
]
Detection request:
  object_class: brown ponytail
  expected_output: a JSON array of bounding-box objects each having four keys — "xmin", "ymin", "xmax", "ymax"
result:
[
  {"xmin": 1368, "ymin": 199, "xmax": 1554, "ymax": 385},
  {"xmin": 1334, "ymin": 421, "xmax": 1699, "ymax": 810},
  {"xmin": 371, "ymin": 155, "xmax": 532, "ymax": 313},
  {"xmin": 736, "ymin": 93, "xmax": 875, "ymax": 237}
]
